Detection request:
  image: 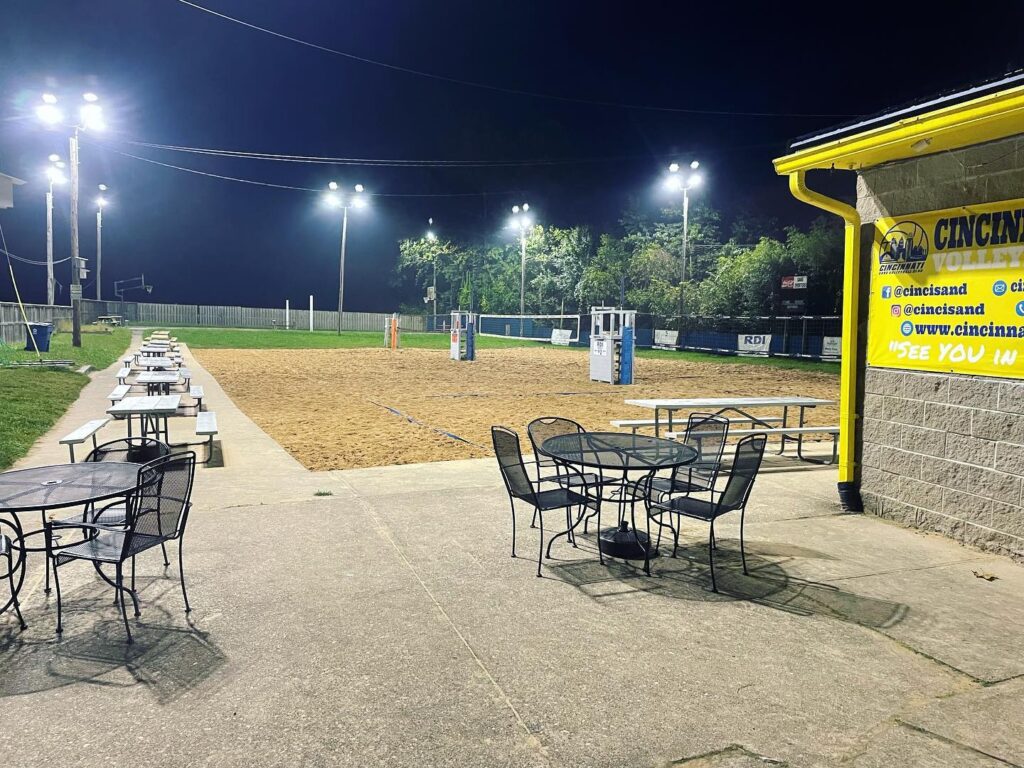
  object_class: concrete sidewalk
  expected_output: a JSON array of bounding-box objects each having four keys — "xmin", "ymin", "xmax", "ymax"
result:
[{"xmin": 2, "ymin": 338, "xmax": 1023, "ymax": 767}]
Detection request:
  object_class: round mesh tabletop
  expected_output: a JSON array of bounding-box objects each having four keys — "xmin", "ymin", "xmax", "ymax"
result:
[
  {"xmin": 541, "ymin": 432, "xmax": 698, "ymax": 471},
  {"xmin": 0, "ymin": 462, "xmax": 140, "ymax": 513}
]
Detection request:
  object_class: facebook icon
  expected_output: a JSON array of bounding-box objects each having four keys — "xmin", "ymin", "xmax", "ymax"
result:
[{"xmin": 881, "ymin": 286, "xmax": 893, "ymax": 299}]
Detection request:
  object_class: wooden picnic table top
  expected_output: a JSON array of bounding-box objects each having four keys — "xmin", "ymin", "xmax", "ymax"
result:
[
  {"xmin": 106, "ymin": 394, "xmax": 181, "ymax": 417},
  {"xmin": 624, "ymin": 396, "xmax": 834, "ymax": 410}
]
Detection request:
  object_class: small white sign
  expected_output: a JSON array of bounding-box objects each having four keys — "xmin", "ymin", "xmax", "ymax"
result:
[
  {"xmin": 822, "ymin": 336, "xmax": 842, "ymax": 358},
  {"xmin": 70, "ymin": 284, "xmax": 82, "ymax": 300},
  {"xmin": 738, "ymin": 334, "xmax": 771, "ymax": 354},
  {"xmin": 550, "ymin": 329, "xmax": 573, "ymax": 346},
  {"xmin": 592, "ymin": 337, "xmax": 609, "ymax": 356},
  {"xmin": 654, "ymin": 329, "xmax": 678, "ymax": 348}
]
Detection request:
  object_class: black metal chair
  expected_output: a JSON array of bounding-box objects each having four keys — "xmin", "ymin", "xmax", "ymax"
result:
[
  {"xmin": 45, "ymin": 451, "xmax": 197, "ymax": 644},
  {"xmin": 527, "ymin": 417, "xmax": 611, "ymax": 489},
  {"xmin": 492, "ymin": 426, "xmax": 597, "ymax": 577},
  {"xmin": 646, "ymin": 434, "xmax": 767, "ymax": 592},
  {"xmin": 63, "ymin": 437, "xmax": 174, "ymax": 566},
  {"xmin": 650, "ymin": 412, "xmax": 729, "ymax": 500},
  {"xmin": 1, "ymin": 517, "xmax": 27, "ymax": 631}
]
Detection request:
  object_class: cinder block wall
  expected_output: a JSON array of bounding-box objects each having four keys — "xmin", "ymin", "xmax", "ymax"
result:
[{"xmin": 856, "ymin": 135, "xmax": 1024, "ymax": 561}]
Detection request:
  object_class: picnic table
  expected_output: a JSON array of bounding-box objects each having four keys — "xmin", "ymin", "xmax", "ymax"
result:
[
  {"xmin": 107, "ymin": 395, "xmax": 181, "ymax": 443},
  {"xmin": 96, "ymin": 315, "xmax": 123, "ymax": 326},
  {"xmin": 623, "ymin": 396, "xmax": 834, "ymax": 437},
  {"xmin": 135, "ymin": 356, "xmax": 177, "ymax": 370},
  {"xmin": 136, "ymin": 370, "xmax": 180, "ymax": 395},
  {"xmin": 138, "ymin": 344, "xmax": 172, "ymax": 356}
]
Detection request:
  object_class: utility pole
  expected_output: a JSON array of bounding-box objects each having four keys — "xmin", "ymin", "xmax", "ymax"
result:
[
  {"xmin": 337, "ymin": 204, "xmax": 348, "ymax": 335},
  {"xmin": 45, "ymin": 184, "xmax": 55, "ymax": 305},
  {"xmin": 69, "ymin": 130, "xmax": 81, "ymax": 347},
  {"xmin": 96, "ymin": 205, "xmax": 102, "ymax": 301}
]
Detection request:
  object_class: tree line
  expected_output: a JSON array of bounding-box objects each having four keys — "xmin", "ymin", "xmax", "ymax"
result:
[{"xmin": 394, "ymin": 202, "xmax": 844, "ymax": 319}]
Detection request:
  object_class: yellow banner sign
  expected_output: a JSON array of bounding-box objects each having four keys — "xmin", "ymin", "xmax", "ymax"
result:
[{"xmin": 867, "ymin": 198, "xmax": 1024, "ymax": 379}]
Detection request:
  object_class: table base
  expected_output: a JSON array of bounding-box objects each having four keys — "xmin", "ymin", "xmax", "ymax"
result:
[{"xmin": 598, "ymin": 521, "xmax": 659, "ymax": 561}]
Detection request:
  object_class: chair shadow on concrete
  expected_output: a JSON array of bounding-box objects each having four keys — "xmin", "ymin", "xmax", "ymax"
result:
[
  {"xmin": 0, "ymin": 576, "xmax": 226, "ymax": 702},
  {"xmin": 546, "ymin": 535, "xmax": 908, "ymax": 631}
]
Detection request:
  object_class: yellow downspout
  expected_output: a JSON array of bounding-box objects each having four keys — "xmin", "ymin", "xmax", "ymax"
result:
[{"xmin": 788, "ymin": 171, "xmax": 862, "ymax": 508}]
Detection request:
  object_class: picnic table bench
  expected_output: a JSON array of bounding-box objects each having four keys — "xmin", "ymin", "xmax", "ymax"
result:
[
  {"xmin": 610, "ymin": 415, "xmax": 785, "ymax": 434},
  {"xmin": 666, "ymin": 425, "xmax": 840, "ymax": 464},
  {"xmin": 59, "ymin": 418, "xmax": 110, "ymax": 462},
  {"xmin": 195, "ymin": 411, "xmax": 218, "ymax": 462}
]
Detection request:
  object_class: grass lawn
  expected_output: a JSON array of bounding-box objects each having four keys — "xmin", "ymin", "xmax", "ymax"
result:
[
  {"xmin": 168, "ymin": 327, "xmax": 839, "ymax": 374},
  {"xmin": 0, "ymin": 327, "xmax": 131, "ymax": 470},
  {"xmin": 0, "ymin": 368, "xmax": 88, "ymax": 469},
  {"xmin": 3, "ymin": 326, "xmax": 132, "ymax": 370}
]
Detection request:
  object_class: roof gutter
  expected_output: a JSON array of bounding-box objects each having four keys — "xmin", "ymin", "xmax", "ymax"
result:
[{"xmin": 788, "ymin": 171, "xmax": 862, "ymax": 511}]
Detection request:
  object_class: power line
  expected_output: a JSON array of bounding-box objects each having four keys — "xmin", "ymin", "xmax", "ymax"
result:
[
  {"xmin": 91, "ymin": 142, "xmax": 525, "ymax": 197},
  {"xmin": 0, "ymin": 248, "xmax": 72, "ymax": 266},
  {"xmin": 175, "ymin": 0, "xmax": 856, "ymax": 119}
]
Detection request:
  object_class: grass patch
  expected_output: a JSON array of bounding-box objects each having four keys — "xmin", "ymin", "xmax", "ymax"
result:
[
  {"xmin": 0, "ymin": 368, "xmax": 88, "ymax": 470},
  {"xmin": 314, "ymin": 490, "xmax": 334, "ymax": 497},
  {"xmin": 635, "ymin": 347, "xmax": 840, "ymax": 374},
  {"xmin": 3, "ymin": 326, "xmax": 131, "ymax": 370},
  {"xmin": 163, "ymin": 327, "xmax": 541, "ymax": 350}
]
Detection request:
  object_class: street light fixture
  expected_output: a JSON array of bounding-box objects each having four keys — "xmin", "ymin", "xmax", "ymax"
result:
[
  {"xmin": 424, "ymin": 217, "xmax": 440, "ymax": 316},
  {"xmin": 36, "ymin": 90, "xmax": 106, "ymax": 347},
  {"xmin": 508, "ymin": 203, "xmax": 533, "ymax": 336},
  {"xmin": 322, "ymin": 181, "xmax": 367, "ymax": 335},
  {"xmin": 663, "ymin": 160, "xmax": 704, "ymax": 313}
]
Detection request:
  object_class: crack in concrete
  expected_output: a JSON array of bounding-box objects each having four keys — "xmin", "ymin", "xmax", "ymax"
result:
[
  {"xmin": 894, "ymin": 719, "xmax": 1023, "ymax": 767},
  {"xmin": 666, "ymin": 743, "xmax": 788, "ymax": 766}
]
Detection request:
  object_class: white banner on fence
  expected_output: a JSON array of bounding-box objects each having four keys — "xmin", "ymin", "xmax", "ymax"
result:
[
  {"xmin": 653, "ymin": 329, "xmax": 678, "ymax": 348},
  {"xmin": 738, "ymin": 333, "xmax": 772, "ymax": 355},
  {"xmin": 821, "ymin": 336, "xmax": 842, "ymax": 358},
  {"xmin": 550, "ymin": 329, "xmax": 573, "ymax": 346}
]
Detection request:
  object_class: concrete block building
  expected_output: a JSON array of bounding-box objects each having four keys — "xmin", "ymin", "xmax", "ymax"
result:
[{"xmin": 774, "ymin": 72, "xmax": 1024, "ymax": 560}]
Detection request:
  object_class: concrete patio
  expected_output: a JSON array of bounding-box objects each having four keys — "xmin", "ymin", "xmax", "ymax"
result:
[{"xmin": 1, "ymin": 338, "xmax": 1022, "ymax": 767}]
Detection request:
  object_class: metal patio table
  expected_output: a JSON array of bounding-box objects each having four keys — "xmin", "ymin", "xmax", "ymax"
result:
[
  {"xmin": 0, "ymin": 462, "xmax": 140, "ymax": 623},
  {"xmin": 540, "ymin": 432, "xmax": 697, "ymax": 575}
]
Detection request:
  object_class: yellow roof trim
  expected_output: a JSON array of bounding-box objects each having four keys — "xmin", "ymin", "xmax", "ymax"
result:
[{"xmin": 773, "ymin": 83, "xmax": 1024, "ymax": 175}]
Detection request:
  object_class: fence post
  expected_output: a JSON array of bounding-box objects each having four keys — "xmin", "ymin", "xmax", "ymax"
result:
[
  {"xmin": 309, "ymin": 295, "xmax": 313, "ymax": 332},
  {"xmin": 801, "ymin": 317, "xmax": 808, "ymax": 356}
]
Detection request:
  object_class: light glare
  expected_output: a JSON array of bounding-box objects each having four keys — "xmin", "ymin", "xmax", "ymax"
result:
[
  {"xmin": 352, "ymin": 196, "xmax": 367, "ymax": 209},
  {"xmin": 322, "ymin": 192, "xmax": 341, "ymax": 209},
  {"xmin": 46, "ymin": 167, "xmax": 66, "ymax": 185},
  {"xmin": 79, "ymin": 103, "xmax": 104, "ymax": 130},
  {"xmin": 664, "ymin": 175, "xmax": 683, "ymax": 192},
  {"xmin": 668, "ymin": 162, "xmax": 680, "ymax": 173},
  {"xmin": 426, "ymin": 230, "xmax": 437, "ymax": 241},
  {"xmin": 689, "ymin": 173, "xmax": 703, "ymax": 187},
  {"xmin": 36, "ymin": 104, "xmax": 63, "ymax": 125},
  {"xmin": 328, "ymin": 181, "xmax": 338, "ymax": 190},
  {"xmin": 690, "ymin": 160, "xmax": 700, "ymax": 169},
  {"xmin": 82, "ymin": 92, "xmax": 99, "ymax": 102},
  {"xmin": 98, "ymin": 183, "xmax": 108, "ymax": 191},
  {"xmin": 48, "ymin": 153, "xmax": 60, "ymax": 162},
  {"xmin": 42, "ymin": 93, "xmax": 58, "ymax": 104},
  {"xmin": 96, "ymin": 196, "xmax": 108, "ymax": 208},
  {"xmin": 354, "ymin": 184, "xmax": 364, "ymax": 193}
]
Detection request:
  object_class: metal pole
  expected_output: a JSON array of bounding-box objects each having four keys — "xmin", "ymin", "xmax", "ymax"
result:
[
  {"xmin": 682, "ymin": 187, "xmax": 690, "ymax": 285},
  {"xmin": 45, "ymin": 186, "xmax": 54, "ymax": 305},
  {"xmin": 96, "ymin": 207, "xmax": 102, "ymax": 301},
  {"xmin": 285, "ymin": 299, "xmax": 289, "ymax": 329},
  {"xmin": 519, "ymin": 230, "xmax": 526, "ymax": 337},
  {"xmin": 69, "ymin": 130, "xmax": 81, "ymax": 347},
  {"xmin": 433, "ymin": 258, "xmax": 437, "ymax": 318},
  {"xmin": 337, "ymin": 205, "xmax": 348, "ymax": 335},
  {"xmin": 309, "ymin": 294, "xmax": 313, "ymax": 332}
]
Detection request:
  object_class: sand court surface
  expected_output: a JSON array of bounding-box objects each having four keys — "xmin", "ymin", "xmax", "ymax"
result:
[{"xmin": 193, "ymin": 346, "xmax": 839, "ymax": 470}]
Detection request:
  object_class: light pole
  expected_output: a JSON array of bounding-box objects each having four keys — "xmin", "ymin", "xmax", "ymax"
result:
[
  {"xmin": 664, "ymin": 161, "xmax": 703, "ymax": 316},
  {"xmin": 425, "ymin": 218, "xmax": 438, "ymax": 317},
  {"xmin": 36, "ymin": 91, "xmax": 105, "ymax": 347},
  {"xmin": 508, "ymin": 203, "xmax": 532, "ymax": 336},
  {"xmin": 95, "ymin": 186, "xmax": 108, "ymax": 301},
  {"xmin": 323, "ymin": 181, "xmax": 367, "ymax": 335},
  {"xmin": 44, "ymin": 156, "xmax": 67, "ymax": 306}
]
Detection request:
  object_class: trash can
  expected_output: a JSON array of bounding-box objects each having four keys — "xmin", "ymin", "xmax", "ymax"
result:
[{"xmin": 25, "ymin": 322, "xmax": 54, "ymax": 352}]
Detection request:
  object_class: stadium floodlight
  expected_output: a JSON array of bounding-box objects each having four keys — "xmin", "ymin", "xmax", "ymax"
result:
[
  {"xmin": 48, "ymin": 153, "xmax": 61, "ymax": 162},
  {"xmin": 509, "ymin": 203, "xmax": 535, "ymax": 335},
  {"xmin": 36, "ymin": 95, "xmax": 63, "ymax": 126},
  {"xmin": 662, "ymin": 160, "xmax": 705, "ymax": 316},
  {"xmin": 321, "ymin": 182, "xmax": 368, "ymax": 334},
  {"xmin": 79, "ymin": 102, "xmax": 104, "ymax": 131},
  {"xmin": 45, "ymin": 166, "xmax": 66, "ymax": 185}
]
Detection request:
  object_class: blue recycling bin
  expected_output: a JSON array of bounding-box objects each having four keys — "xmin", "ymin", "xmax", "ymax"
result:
[{"xmin": 25, "ymin": 322, "xmax": 54, "ymax": 352}]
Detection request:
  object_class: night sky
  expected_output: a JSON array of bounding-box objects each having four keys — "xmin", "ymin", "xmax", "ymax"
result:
[{"xmin": 2, "ymin": 1, "xmax": 1022, "ymax": 310}]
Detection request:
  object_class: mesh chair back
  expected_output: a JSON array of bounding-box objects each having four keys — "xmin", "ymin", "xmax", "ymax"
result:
[
  {"xmin": 132, "ymin": 452, "xmax": 197, "ymax": 544},
  {"xmin": 491, "ymin": 426, "xmax": 536, "ymax": 501},
  {"xmin": 86, "ymin": 437, "xmax": 171, "ymax": 465},
  {"xmin": 718, "ymin": 435, "xmax": 768, "ymax": 512},
  {"xmin": 527, "ymin": 417, "xmax": 586, "ymax": 476},
  {"xmin": 676, "ymin": 412, "xmax": 729, "ymax": 485}
]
